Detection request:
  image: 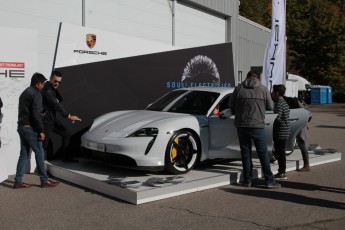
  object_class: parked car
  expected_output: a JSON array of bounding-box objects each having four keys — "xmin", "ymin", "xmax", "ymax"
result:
[{"xmin": 81, "ymin": 87, "xmax": 310, "ymax": 174}]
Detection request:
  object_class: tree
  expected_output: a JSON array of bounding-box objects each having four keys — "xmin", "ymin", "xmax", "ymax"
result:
[
  {"xmin": 240, "ymin": 0, "xmax": 345, "ymax": 93},
  {"xmin": 239, "ymin": 0, "xmax": 271, "ymax": 26}
]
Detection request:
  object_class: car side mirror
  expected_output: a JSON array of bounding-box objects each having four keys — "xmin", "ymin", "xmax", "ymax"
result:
[
  {"xmin": 146, "ymin": 103, "xmax": 153, "ymax": 109},
  {"xmin": 220, "ymin": 108, "xmax": 232, "ymax": 119}
]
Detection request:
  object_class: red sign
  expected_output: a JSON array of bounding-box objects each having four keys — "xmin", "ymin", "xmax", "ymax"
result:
[{"xmin": 0, "ymin": 62, "xmax": 25, "ymax": 68}]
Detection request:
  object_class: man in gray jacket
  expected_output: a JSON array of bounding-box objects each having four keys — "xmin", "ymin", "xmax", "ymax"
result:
[{"xmin": 229, "ymin": 70, "xmax": 280, "ymax": 188}]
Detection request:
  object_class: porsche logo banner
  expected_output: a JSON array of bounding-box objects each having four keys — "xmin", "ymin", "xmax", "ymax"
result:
[{"xmin": 53, "ymin": 22, "xmax": 177, "ymax": 68}]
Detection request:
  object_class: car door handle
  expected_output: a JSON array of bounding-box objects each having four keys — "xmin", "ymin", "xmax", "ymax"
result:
[
  {"xmin": 265, "ymin": 123, "xmax": 270, "ymax": 126},
  {"xmin": 289, "ymin": 118, "xmax": 299, "ymax": 122}
]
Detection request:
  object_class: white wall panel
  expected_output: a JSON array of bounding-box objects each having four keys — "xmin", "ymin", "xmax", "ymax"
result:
[
  {"xmin": 0, "ymin": 0, "xmax": 264, "ymax": 86},
  {"xmin": 175, "ymin": 3, "xmax": 226, "ymax": 48},
  {"xmin": 0, "ymin": 0, "xmax": 82, "ymax": 77},
  {"xmin": 187, "ymin": 0, "xmax": 236, "ymax": 15},
  {"xmin": 85, "ymin": 0, "xmax": 172, "ymax": 44},
  {"xmin": 237, "ymin": 16, "xmax": 270, "ymax": 83}
]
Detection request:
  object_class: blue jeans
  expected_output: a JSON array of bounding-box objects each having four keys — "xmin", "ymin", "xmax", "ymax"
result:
[
  {"xmin": 14, "ymin": 125, "xmax": 48, "ymax": 184},
  {"xmin": 237, "ymin": 127, "xmax": 274, "ymax": 184}
]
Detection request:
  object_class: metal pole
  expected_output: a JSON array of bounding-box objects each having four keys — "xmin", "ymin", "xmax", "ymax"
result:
[
  {"xmin": 168, "ymin": 0, "xmax": 175, "ymax": 46},
  {"xmin": 82, "ymin": 0, "xmax": 85, "ymax": 27},
  {"xmin": 284, "ymin": 0, "xmax": 287, "ymax": 84}
]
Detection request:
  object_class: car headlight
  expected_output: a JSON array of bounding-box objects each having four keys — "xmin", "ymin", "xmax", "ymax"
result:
[{"xmin": 128, "ymin": 128, "xmax": 159, "ymax": 137}]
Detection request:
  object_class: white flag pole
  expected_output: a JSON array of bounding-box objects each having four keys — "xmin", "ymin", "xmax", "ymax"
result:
[{"xmin": 262, "ymin": 0, "xmax": 286, "ymax": 91}]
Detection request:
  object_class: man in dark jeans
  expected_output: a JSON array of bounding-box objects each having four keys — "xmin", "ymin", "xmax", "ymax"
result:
[
  {"xmin": 14, "ymin": 73, "xmax": 59, "ymax": 189},
  {"xmin": 229, "ymin": 70, "xmax": 280, "ymax": 188},
  {"xmin": 42, "ymin": 70, "xmax": 81, "ymax": 162}
]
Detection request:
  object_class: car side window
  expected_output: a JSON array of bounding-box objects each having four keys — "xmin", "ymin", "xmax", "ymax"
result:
[
  {"xmin": 210, "ymin": 94, "xmax": 231, "ymax": 117},
  {"xmin": 218, "ymin": 94, "xmax": 231, "ymax": 112}
]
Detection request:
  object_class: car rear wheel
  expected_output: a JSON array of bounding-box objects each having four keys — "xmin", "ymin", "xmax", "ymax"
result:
[
  {"xmin": 165, "ymin": 129, "xmax": 201, "ymax": 174},
  {"xmin": 285, "ymin": 138, "xmax": 296, "ymax": 156}
]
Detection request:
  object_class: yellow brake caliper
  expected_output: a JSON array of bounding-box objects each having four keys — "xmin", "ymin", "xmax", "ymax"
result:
[{"xmin": 171, "ymin": 138, "xmax": 179, "ymax": 160}]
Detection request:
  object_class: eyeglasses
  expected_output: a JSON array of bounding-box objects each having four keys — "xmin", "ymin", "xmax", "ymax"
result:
[{"xmin": 54, "ymin": 80, "xmax": 62, "ymax": 84}]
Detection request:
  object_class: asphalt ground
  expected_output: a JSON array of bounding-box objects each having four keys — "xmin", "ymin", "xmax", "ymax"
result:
[{"xmin": 0, "ymin": 103, "xmax": 344, "ymax": 230}]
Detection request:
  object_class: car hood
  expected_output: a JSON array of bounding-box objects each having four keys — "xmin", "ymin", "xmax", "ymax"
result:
[{"xmin": 88, "ymin": 110, "xmax": 193, "ymax": 138}]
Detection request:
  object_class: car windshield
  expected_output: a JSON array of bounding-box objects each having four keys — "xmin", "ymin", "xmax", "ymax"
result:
[
  {"xmin": 147, "ymin": 90, "xmax": 220, "ymax": 115},
  {"xmin": 146, "ymin": 90, "xmax": 188, "ymax": 111}
]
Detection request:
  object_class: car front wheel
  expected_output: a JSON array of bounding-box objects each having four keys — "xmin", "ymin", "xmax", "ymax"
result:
[{"xmin": 165, "ymin": 129, "xmax": 201, "ymax": 174}]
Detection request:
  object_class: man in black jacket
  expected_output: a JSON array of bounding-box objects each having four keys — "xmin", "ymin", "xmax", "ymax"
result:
[
  {"xmin": 42, "ymin": 70, "xmax": 81, "ymax": 162},
  {"xmin": 14, "ymin": 73, "xmax": 59, "ymax": 189}
]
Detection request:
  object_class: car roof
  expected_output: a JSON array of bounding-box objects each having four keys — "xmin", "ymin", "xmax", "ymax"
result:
[{"xmin": 173, "ymin": 87, "xmax": 235, "ymax": 94}]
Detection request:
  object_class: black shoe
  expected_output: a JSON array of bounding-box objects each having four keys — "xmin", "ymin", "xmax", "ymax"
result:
[
  {"xmin": 62, "ymin": 158, "xmax": 79, "ymax": 163},
  {"xmin": 274, "ymin": 173, "xmax": 287, "ymax": 180},
  {"xmin": 238, "ymin": 181, "xmax": 252, "ymax": 187},
  {"xmin": 265, "ymin": 182, "xmax": 281, "ymax": 189}
]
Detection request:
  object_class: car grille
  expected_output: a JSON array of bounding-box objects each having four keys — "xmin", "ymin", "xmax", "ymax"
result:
[{"xmin": 82, "ymin": 148, "xmax": 137, "ymax": 167}]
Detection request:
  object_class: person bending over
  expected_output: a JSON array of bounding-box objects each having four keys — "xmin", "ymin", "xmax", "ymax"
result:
[{"xmin": 42, "ymin": 70, "xmax": 81, "ymax": 162}]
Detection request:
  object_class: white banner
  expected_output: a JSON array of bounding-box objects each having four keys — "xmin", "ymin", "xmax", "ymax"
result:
[
  {"xmin": 262, "ymin": 0, "xmax": 286, "ymax": 91},
  {"xmin": 54, "ymin": 23, "xmax": 178, "ymax": 68},
  {"xmin": 0, "ymin": 28, "xmax": 38, "ymax": 180}
]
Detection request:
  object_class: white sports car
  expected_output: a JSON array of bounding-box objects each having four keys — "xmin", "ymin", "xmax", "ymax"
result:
[{"xmin": 81, "ymin": 87, "xmax": 310, "ymax": 174}]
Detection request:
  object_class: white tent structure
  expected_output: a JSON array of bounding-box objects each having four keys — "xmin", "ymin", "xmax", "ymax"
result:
[{"xmin": 288, "ymin": 73, "xmax": 311, "ymax": 91}]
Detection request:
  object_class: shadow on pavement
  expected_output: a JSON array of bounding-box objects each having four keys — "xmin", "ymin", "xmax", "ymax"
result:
[
  {"xmin": 279, "ymin": 180, "xmax": 345, "ymax": 194},
  {"xmin": 221, "ymin": 181, "xmax": 345, "ymax": 210},
  {"xmin": 317, "ymin": 125, "xmax": 345, "ymax": 129},
  {"xmin": 0, "ymin": 179, "xmax": 14, "ymax": 189}
]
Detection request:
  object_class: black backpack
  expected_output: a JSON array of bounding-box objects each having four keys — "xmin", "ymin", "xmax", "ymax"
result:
[{"xmin": 283, "ymin": 96, "xmax": 300, "ymax": 109}]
